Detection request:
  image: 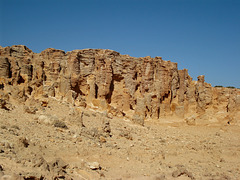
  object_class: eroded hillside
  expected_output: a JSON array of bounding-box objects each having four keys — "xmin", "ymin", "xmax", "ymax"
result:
[
  {"xmin": 0, "ymin": 45, "xmax": 239, "ymax": 125},
  {"xmin": 0, "ymin": 45, "xmax": 240, "ymax": 179}
]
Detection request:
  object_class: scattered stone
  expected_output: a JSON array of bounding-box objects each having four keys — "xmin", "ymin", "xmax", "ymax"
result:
[
  {"xmin": 24, "ymin": 106, "xmax": 38, "ymax": 114},
  {"xmin": 38, "ymin": 114, "xmax": 56, "ymax": 125},
  {"xmin": 0, "ymin": 174, "xmax": 23, "ymax": 180},
  {"xmin": 185, "ymin": 115, "xmax": 196, "ymax": 126},
  {"xmin": 53, "ymin": 119, "xmax": 68, "ymax": 129},
  {"xmin": 0, "ymin": 165, "xmax": 3, "ymax": 171},
  {"xmin": 73, "ymin": 111, "xmax": 84, "ymax": 127},
  {"xmin": 102, "ymin": 119, "xmax": 111, "ymax": 137},
  {"xmin": 99, "ymin": 136, "xmax": 106, "ymax": 143},
  {"xmin": 0, "ymin": 126, "xmax": 7, "ymax": 130},
  {"xmin": 0, "ymin": 171, "xmax": 4, "ymax": 178},
  {"xmin": 22, "ymin": 173, "xmax": 44, "ymax": 180},
  {"xmin": 49, "ymin": 158, "xmax": 68, "ymax": 175},
  {"xmin": 132, "ymin": 114, "xmax": 144, "ymax": 126},
  {"xmin": 107, "ymin": 113, "xmax": 113, "ymax": 119},
  {"xmin": 82, "ymin": 127, "xmax": 100, "ymax": 139},
  {"xmin": 87, "ymin": 162, "xmax": 101, "ymax": 170},
  {"xmin": 155, "ymin": 174, "xmax": 166, "ymax": 180},
  {"xmin": 119, "ymin": 128, "xmax": 133, "ymax": 140},
  {"xmin": 8, "ymin": 128, "xmax": 19, "ymax": 136},
  {"xmin": 220, "ymin": 158, "xmax": 226, "ymax": 163},
  {"xmin": 33, "ymin": 156, "xmax": 50, "ymax": 171},
  {"xmin": 18, "ymin": 137, "xmax": 29, "ymax": 148},
  {"xmin": 172, "ymin": 166, "xmax": 195, "ymax": 180},
  {"xmin": 10, "ymin": 125, "xmax": 20, "ymax": 130},
  {"xmin": 41, "ymin": 101, "xmax": 48, "ymax": 107},
  {"xmin": 0, "ymin": 99, "xmax": 11, "ymax": 111},
  {"xmin": 100, "ymin": 172, "xmax": 105, "ymax": 177}
]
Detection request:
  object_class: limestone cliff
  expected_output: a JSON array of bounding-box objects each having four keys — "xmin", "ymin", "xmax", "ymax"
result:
[{"xmin": 0, "ymin": 45, "xmax": 239, "ymax": 125}]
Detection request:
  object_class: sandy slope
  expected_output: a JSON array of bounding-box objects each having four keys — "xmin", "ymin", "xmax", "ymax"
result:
[{"xmin": 0, "ymin": 98, "xmax": 240, "ymax": 180}]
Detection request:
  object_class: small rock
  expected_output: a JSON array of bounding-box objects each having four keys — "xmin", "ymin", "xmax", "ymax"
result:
[
  {"xmin": 88, "ymin": 162, "xmax": 100, "ymax": 170},
  {"xmin": 0, "ymin": 126, "xmax": 7, "ymax": 130},
  {"xmin": 0, "ymin": 175, "xmax": 11, "ymax": 180},
  {"xmin": 119, "ymin": 128, "xmax": 133, "ymax": 140},
  {"xmin": 132, "ymin": 114, "xmax": 144, "ymax": 126},
  {"xmin": 0, "ymin": 171, "xmax": 4, "ymax": 177},
  {"xmin": 99, "ymin": 136, "xmax": 106, "ymax": 143},
  {"xmin": 220, "ymin": 158, "xmax": 225, "ymax": 163},
  {"xmin": 0, "ymin": 98, "xmax": 12, "ymax": 111},
  {"xmin": 10, "ymin": 125, "xmax": 20, "ymax": 130},
  {"xmin": 0, "ymin": 164, "xmax": 3, "ymax": 171},
  {"xmin": 18, "ymin": 137, "xmax": 29, "ymax": 148},
  {"xmin": 155, "ymin": 174, "xmax": 166, "ymax": 180},
  {"xmin": 215, "ymin": 132, "xmax": 221, "ymax": 136},
  {"xmin": 37, "ymin": 114, "xmax": 52, "ymax": 125},
  {"xmin": 41, "ymin": 101, "xmax": 48, "ymax": 107},
  {"xmin": 22, "ymin": 173, "xmax": 44, "ymax": 180},
  {"xmin": 107, "ymin": 113, "xmax": 113, "ymax": 119},
  {"xmin": 53, "ymin": 119, "xmax": 68, "ymax": 129},
  {"xmin": 101, "ymin": 117, "xmax": 112, "ymax": 137},
  {"xmin": 49, "ymin": 158, "xmax": 68, "ymax": 175},
  {"xmin": 24, "ymin": 106, "xmax": 38, "ymax": 114},
  {"xmin": 172, "ymin": 166, "xmax": 195, "ymax": 180},
  {"xmin": 33, "ymin": 156, "xmax": 50, "ymax": 171},
  {"xmin": 0, "ymin": 174, "xmax": 23, "ymax": 180},
  {"xmin": 185, "ymin": 115, "xmax": 196, "ymax": 126}
]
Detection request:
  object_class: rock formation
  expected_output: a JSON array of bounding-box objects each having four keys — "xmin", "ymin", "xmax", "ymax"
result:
[{"xmin": 0, "ymin": 45, "xmax": 239, "ymax": 125}]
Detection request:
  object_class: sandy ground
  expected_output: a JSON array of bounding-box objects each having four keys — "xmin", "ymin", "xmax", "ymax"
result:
[{"xmin": 0, "ymin": 98, "xmax": 240, "ymax": 180}]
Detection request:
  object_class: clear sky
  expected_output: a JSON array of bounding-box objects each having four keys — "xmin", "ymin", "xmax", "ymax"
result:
[{"xmin": 0, "ymin": 0, "xmax": 239, "ymax": 88}]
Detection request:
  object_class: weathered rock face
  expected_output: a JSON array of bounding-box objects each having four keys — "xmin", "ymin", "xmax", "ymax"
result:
[{"xmin": 0, "ymin": 45, "xmax": 239, "ymax": 125}]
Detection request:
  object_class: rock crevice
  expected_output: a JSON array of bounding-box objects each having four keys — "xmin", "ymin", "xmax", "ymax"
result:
[{"xmin": 0, "ymin": 45, "xmax": 239, "ymax": 125}]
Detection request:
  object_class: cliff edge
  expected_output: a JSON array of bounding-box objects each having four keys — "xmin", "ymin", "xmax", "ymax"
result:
[{"xmin": 0, "ymin": 45, "xmax": 239, "ymax": 125}]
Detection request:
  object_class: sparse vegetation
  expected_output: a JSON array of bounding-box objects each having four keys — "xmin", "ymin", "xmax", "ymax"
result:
[
  {"xmin": 214, "ymin": 85, "xmax": 239, "ymax": 89},
  {"xmin": 226, "ymin": 86, "xmax": 236, "ymax": 89}
]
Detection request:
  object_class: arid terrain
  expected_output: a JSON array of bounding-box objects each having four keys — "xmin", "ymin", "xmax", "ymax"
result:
[
  {"xmin": 0, "ymin": 97, "xmax": 240, "ymax": 180},
  {"xmin": 0, "ymin": 45, "xmax": 240, "ymax": 179}
]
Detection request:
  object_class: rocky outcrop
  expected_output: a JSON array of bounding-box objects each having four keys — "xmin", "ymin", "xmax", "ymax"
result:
[{"xmin": 0, "ymin": 45, "xmax": 239, "ymax": 125}]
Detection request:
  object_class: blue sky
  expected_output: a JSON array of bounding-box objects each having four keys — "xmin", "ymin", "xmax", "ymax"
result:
[{"xmin": 1, "ymin": 0, "xmax": 239, "ymax": 88}]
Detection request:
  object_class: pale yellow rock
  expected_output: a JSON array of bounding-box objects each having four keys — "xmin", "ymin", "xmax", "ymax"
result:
[{"xmin": 0, "ymin": 45, "xmax": 239, "ymax": 125}]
